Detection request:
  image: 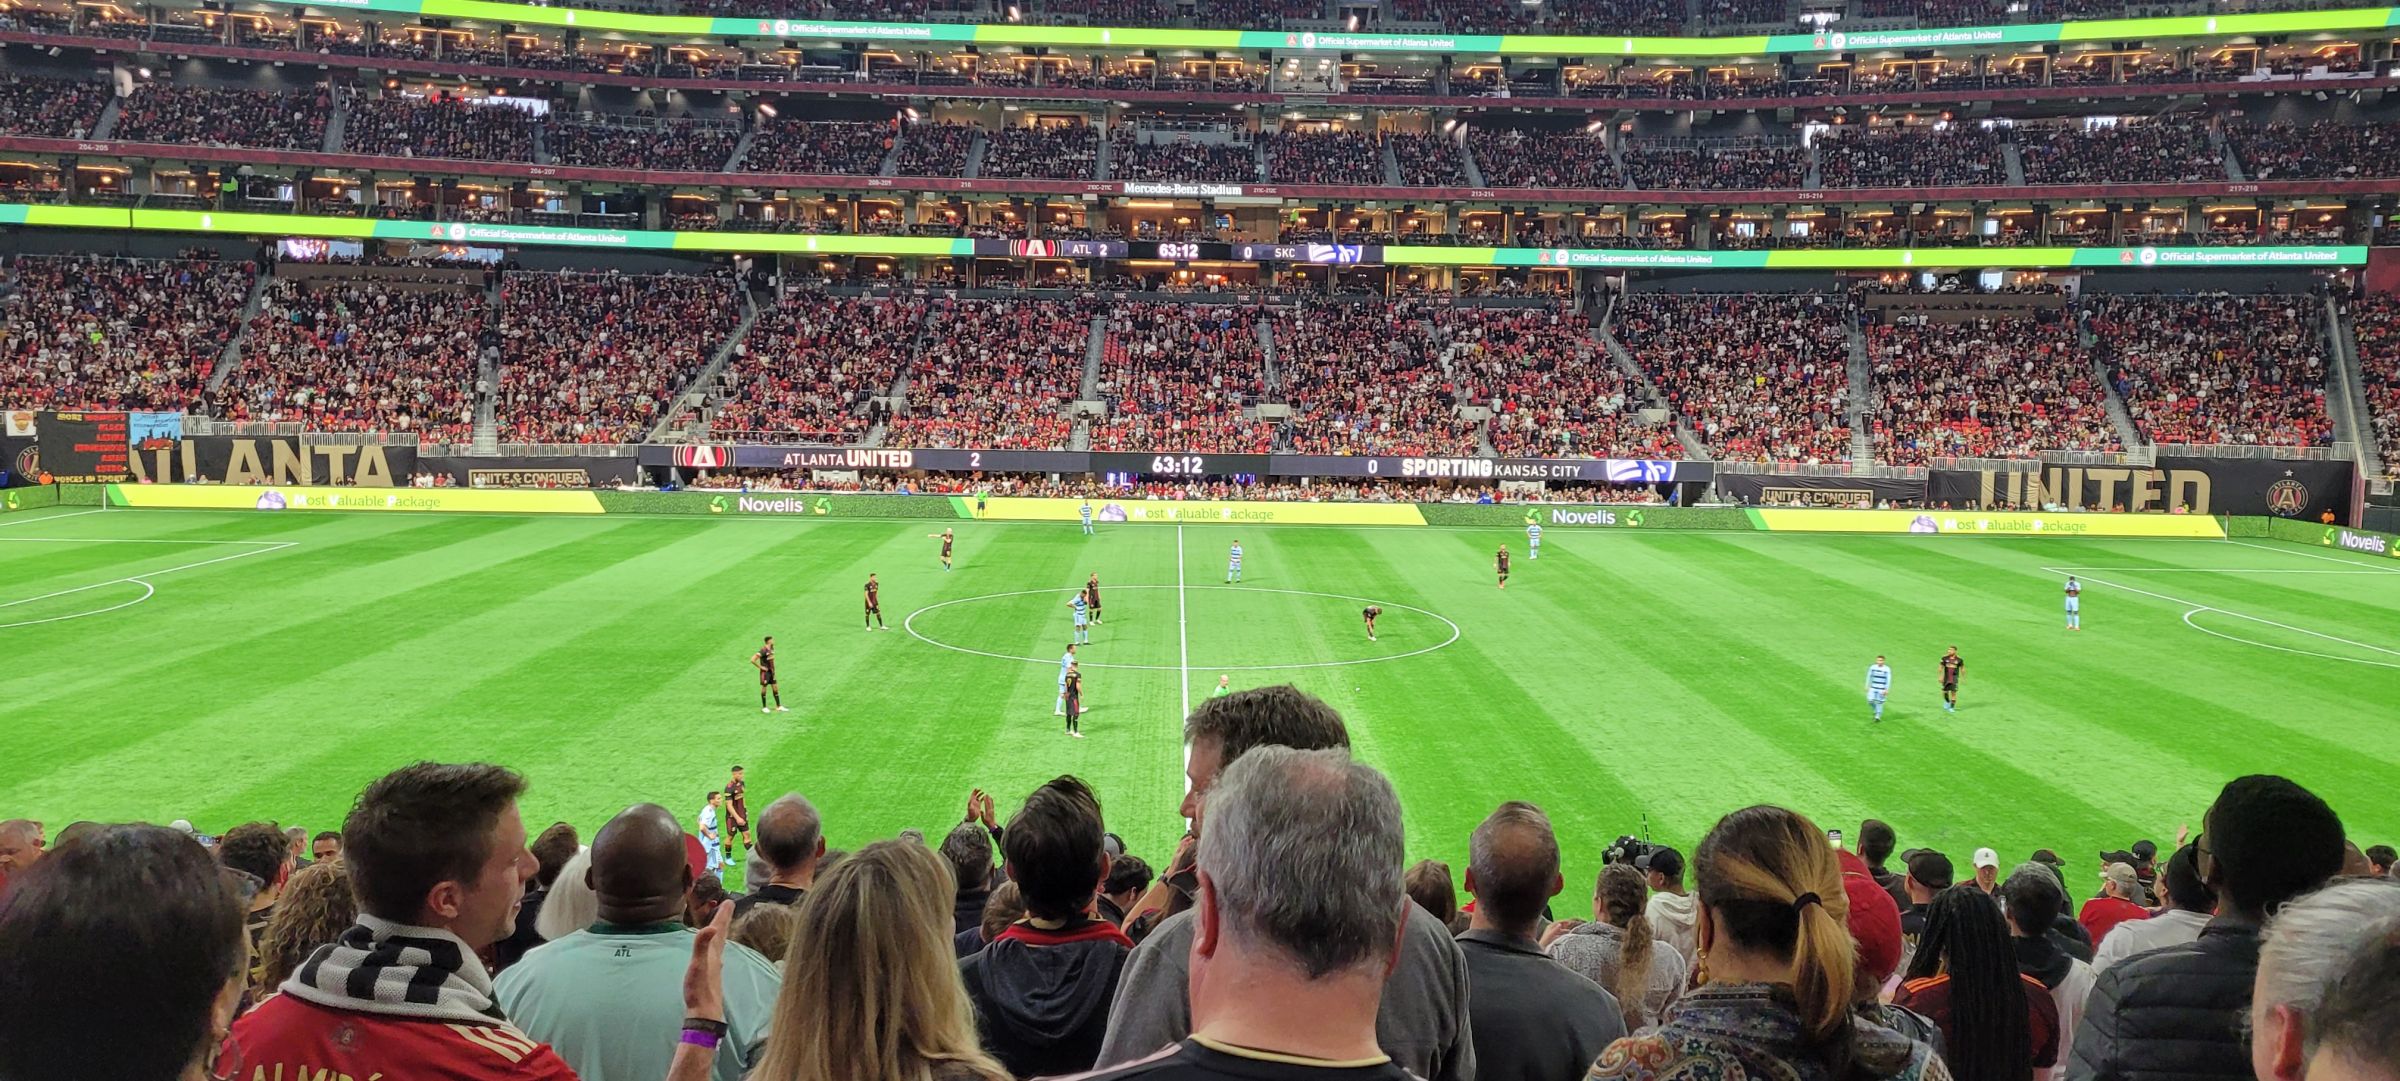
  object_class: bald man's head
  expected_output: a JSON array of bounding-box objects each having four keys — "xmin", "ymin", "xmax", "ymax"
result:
[
  {"xmin": 590, "ymin": 804, "xmax": 692, "ymax": 926},
  {"xmin": 1465, "ymin": 801, "xmax": 1563, "ymax": 935}
]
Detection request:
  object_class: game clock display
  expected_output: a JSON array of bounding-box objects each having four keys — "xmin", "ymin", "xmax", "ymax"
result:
[{"xmin": 1088, "ymin": 452, "xmax": 1270, "ymax": 477}]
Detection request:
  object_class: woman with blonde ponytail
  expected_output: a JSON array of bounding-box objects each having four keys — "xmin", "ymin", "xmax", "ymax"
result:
[
  {"xmin": 1549, "ymin": 863, "xmax": 1687, "ymax": 1031},
  {"xmin": 1587, "ymin": 807, "xmax": 1947, "ymax": 1081}
]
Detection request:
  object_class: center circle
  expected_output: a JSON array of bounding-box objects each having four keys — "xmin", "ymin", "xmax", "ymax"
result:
[{"xmin": 902, "ymin": 585, "xmax": 1462, "ymax": 672}]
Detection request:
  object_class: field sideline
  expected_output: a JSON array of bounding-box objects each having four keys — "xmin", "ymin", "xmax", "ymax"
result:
[{"xmin": 3, "ymin": 504, "xmax": 2395, "ymax": 895}]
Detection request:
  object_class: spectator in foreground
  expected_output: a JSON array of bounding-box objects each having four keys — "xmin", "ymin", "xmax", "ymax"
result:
[
  {"xmin": 958, "ymin": 879, "xmax": 1027, "ymax": 958},
  {"xmin": 944, "ymin": 818, "xmax": 1001, "ymax": 937},
  {"xmin": 533, "ymin": 847, "xmax": 598, "ymax": 942},
  {"xmin": 1460, "ymin": 802, "xmax": 1626, "ymax": 1081},
  {"xmin": 217, "ymin": 820, "xmax": 296, "ymax": 967},
  {"xmin": 230, "ymin": 762, "xmax": 576, "ymax": 1081},
  {"xmin": 961, "ymin": 775, "xmax": 1133, "ymax": 1077},
  {"xmin": 0, "ymin": 820, "xmax": 39, "ymax": 884},
  {"xmin": 497, "ymin": 803, "xmax": 783, "ymax": 1081},
  {"xmin": 2093, "ymin": 844, "xmax": 2214, "ymax": 974},
  {"xmin": 311, "ymin": 830, "xmax": 342, "ymax": 863},
  {"xmin": 495, "ymin": 821, "xmax": 579, "ymax": 970},
  {"xmin": 1904, "ymin": 849, "xmax": 1954, "ymax": 941},
  {"xmin": 2366, "ymin": 845, "xmax": 2395, "ymax": 878},
  {"xmin": 1079, "ymin": 746, "xmax": 1419, "ymax": 1081},
  {"xmin": 1897, "ymin": 886, "xmax": 2053, "ymax": 1081},
  {"xmin": 2080, "ymin": 864, "xmax": 2152, "ymax": 948},
  {"xmin": 2250, "ymin": 878, "xmax": 2400, "ymax": 1081},
  {"xmin": 1098, "ymin": 853, "xmax": 1154, "ymax": 927},
  {"xmin": 1406, "ymin": 858, "xmax": 1464, "ymax": 933},
  {"xmin": 2000, "ymin": 864, "xmax": 2094, "ymax": 1066},
  {"xmin": 671, "ymin": 840, "xmax": 1010, "ymax": 1081},
  {"xmin": 1841, "ymin": 850, "xmax": 1942, "ymax": 1055},
  {"xmin": 0, "ymin": 824, "xmax": 246, "ymax": 1081},
  {"xmin": 251, "ymin": 859, "xmax": 360, "ymax": 1001},
  {"xmin": 734, "ymin": 793, "xmax": 824, "ymax": 918},
  {"xmin": 1548, "ymin": 862, "xmax": 1685, "ymax": 1032},
  {"xmin": 1861, "ymin": 819, "xmax": 1908, "ymax": 913},
  {"xmin": 2070, "ymin": 775, "xmax": 2347, "ymax": 1081},
  {"xmin": 729, "ymin": 903, "xmax": 796, "ymax": 965},
  {"xmin": 1641, "ymin": 845, "xmax": 1699, "ymax": 963},
  {"xmin": 1592, "ymin": 806, "xmax": 1943, "ymax": 1081},
  {"xmin": 1097, "ymin": 686, "xmax": 1475, "ymax": 1081}
]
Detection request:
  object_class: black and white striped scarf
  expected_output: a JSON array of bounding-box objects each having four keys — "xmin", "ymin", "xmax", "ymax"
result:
[{"xmin": 280, "ymin": 914, "xmax": 509, "ymax": 1025}]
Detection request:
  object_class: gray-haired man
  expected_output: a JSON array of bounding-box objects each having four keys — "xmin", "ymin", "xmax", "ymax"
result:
[{"xmin": 2250, "ymin": 878, "xmax": 2400, "ymax": 1081}]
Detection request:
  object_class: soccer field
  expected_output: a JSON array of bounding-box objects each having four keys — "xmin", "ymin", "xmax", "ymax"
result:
[{"xmin": 4, "ymin": 504, "xmax": 2395, "ymax": 892}]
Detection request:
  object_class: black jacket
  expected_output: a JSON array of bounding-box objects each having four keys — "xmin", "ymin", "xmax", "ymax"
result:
[
  {"xmin": 953, "ymin": 885, "xmax": 990, "ymax": 938},
  {"xmin": 2066, "ymin": 917, "xmax": 2259, "ymax": 1081},
  {"xmin": 961, "ymin": 918, "xmax": 1133, "ymax": 1078}
]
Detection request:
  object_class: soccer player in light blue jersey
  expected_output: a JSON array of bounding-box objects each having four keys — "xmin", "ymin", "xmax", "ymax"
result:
[
  {"xmin": 1069, "ymin": 591, "xmax": 1090, "ymax": 644},
  {"xmin": 1055, "ymin": 642, "xmax": 1077, "ymax": 716},
  {"xmin": 1227, "ymin": 540, "xmax": 1243, "ymax": 583},
  {"xmin": 1081, "ymin": 500, "xmax": 1095, "ymax": 535},
  {"xmin": 1527, "ymin": 518, "xmax": 1543, "ymax": 560},
  {"xmin": 2064, "ymin": 575, "xmax": 2082, "ymax": 630},
  {"xmin": 1865, "ymin": 655, "xmax": 1893, "ymax": 722}
]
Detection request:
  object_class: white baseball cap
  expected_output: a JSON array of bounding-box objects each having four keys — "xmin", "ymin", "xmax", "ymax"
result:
[{"xmin": 1972, "ymin": 847, "xmax": 2000, "ymax": 869}]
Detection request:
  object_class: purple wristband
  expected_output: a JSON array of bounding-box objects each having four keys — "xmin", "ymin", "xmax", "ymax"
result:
[{"xmin": 681, "ymin": 1030, "xmax": 722, "ymax": 1050}]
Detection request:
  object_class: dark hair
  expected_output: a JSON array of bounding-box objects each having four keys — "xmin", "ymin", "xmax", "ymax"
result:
[
  {"xmin": 2365, "ymin": 845, "xmax": 2396, "ymax": 872},
  {"xmin": 1903, "ymin": 886, "xmax": 2031, "ymax": 1081},
  {"xmin": 692, "ymin": 874, "xmax": 728, "ymax": 907},
  {"xmin": 217, "ymin": 820, "xmax": 290, "ymax": 886},
  {"xmin": 2207, "ymin": 774, "xmax": 2345, "ymax": 919},
  {"xmin": 1404, "ymin": 859, "xmax": 1458, "ymax": 925},
  {"xmin": 342, "ymin": 762, "xmax": 528, "ymax": 922},
  {"xmin": 0, "ymin": 825, "xmax": 244, "ymax": 1081},
  {"xmin": 1183, "ymin": 684, "xmax": 1349, "ymax": 768},
  {"xmin": 1105, "ymin": 853, "xmax": 1154, "ymax": 896},
  {"xmin": 2160, "ymin": 842, "xmax": 2214, "ymax": 913},
  {"xmin": 2310, "ymin": 923, "xmax": 2400, "ymax": 1070},
  {"xmin": 312, "ymin": 830, "xmax": 341, "ymax": 846},
  {"xmin": 939, "ymin": 823, "xmax": 992, "ymax": 895},
  {"xmin": 1468, "ymin": 801, "xmax": 1560, "ymax": 929},
  {"xmin": 1858, "ymin": 819, "xmax": 1896, "ymax": 865},
  {"xmin": 1693, "ymin": 807, "xmax": 1854, "ymax": 1051},
  {"xmin": 1002, "ymin": 775, "xmax": 1108, "ymax": 920},
  {"xmin": 530, "ymin": 823, "xmax": 580, "ymax": 889},
  {"xmin": 1998, "ymin": 867, "xmax": 2065, "ymax": 935}
]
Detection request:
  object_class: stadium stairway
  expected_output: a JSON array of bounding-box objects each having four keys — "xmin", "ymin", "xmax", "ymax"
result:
[
  {"xmin": 2079, "ymin": 315, "xmax": 2149, "ymax": 451},
  {"xmin": 2001, "ymin": 139, "xmax": 2027, "ymax": 186},
  {"xmin": 1460, "ymin": 136, "xmax": 1487, "ymax": 188},
  {"xmin": 321, "ymin": 91, "xmax": 349, "ymax": 155},
  {"xmin": 202, "ymin": 271, "xmax": 275, "ymax": 397},
  {"xmin": 1607, "ymin": 135, "xmax": 1633, "ymax": 189},
  {"xmin": 2323, "ymin": 293, "xmax": 2391, "ymax": 482},
  {"xmin": 89, "ymin": 93, "xmax": 120, "ymax": 140},
  {"xmin": 651, "ymin": 288, "xmax": 760, "ymax": 443},
  {"xmin": 2220, "ymin": 127, "xmax": 2249, "ymax": 182},
  {"xmin": 1802, "ymin": 138, "xmax": 1820, "ymax": 189},
  {"xmin": 724, "ymin": 126, "xmax": 759, "ymax": 172},
  {"xmin": 1593, "ymin": 298, "xmax": 1709, "ymax": 460},
  {"xmin": 962, "ymin": 129, "xmax": 987, "ymax": 179},
  {"xmin": 1844, "ymin": 306, "xmax": 1874, "ymax": 469},
  {"xmin": 1381, "ymin": 137, "xmax": 1405, "ymax": 186},
  {"xmin": 472, "ymin": 278, "xmax": 501, "ymax": 452},
  {"xmin": 1093, "ymin": 125, "xmax": 1114, "ymax": 180},
  {"xmin": 1255, "ymin": 313, "xmax": 1281, "ymax": 397}
]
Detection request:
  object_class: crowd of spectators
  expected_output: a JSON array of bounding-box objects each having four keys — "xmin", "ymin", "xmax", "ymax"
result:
[
  {"xmin": 223, "ymin": 279, "xmax": 481, "ymax": 442},
  {"xmin": 1863, "ymin": 312, "xmax": 2121, "ymax": 464},
  {"xmin": 1088, "ymin": 302, "xmax": 1272, "ymax": 452},
  {"xmin": 1107, "ymin": 129, "xmax": 1257, "ymax": 182},
  {"xmin": 1263, "ymin": 130, "xmax": 1386, "ymax": 185},
  {"xmin": 2018, "ymin": 118, "xmax": 2224, "ymax": 185},
  {"xmin": 1274, "ymin": 299, "xmax": 1478, "ymax": 455},
  {"xmin": 709, "ymin": 294, "xmax": 923, "ymax": 440},
  {"xmin": 0, "ymin": 255, "xmax": 255, "ymax": 411},
  {"xmin": 893, "ymin": 121, "xmax": 980, "ymax": 177},
  {"xmin": 113, "ymin": 84, "xmax": 331, "ymax": 151},
  {"xmin": 1449, "ymin": 306, "xmax": 1680, "ymax": 458},
  {"xmin": 2229, "ymin": 119, "xmax": 2400, "ymax": 181},
  {"xmin": 546, "ymin": 119, "xmax": 738, "ymax": 171},
  {"xmin": 2087, "ymin": 293, "xmax": 2333, "ymax": 448},
  {"xmin": 0, "ymin": 74, "xmax": 108, "ymax": 138},
  {"xmin": 1617, "ymin": 293, "xmax": 1854, "ymax": 463},
  {"xmin": 2347, "ymin": 295, "xmax": 2400, "ymax": 474},
  {"xmin": 1816, "ymin": 126, "xmax": 2005, "ymax": 188},
  {"xmin": 738, "ymin": 118, "xmax": 891, "ymax": 175},
  {"xmin": 344, "ymin": 95, "xmax": 540, "ymax": 162},
  {"xmin": 883, "ymin": 297, "xmax": 1092, "ymax": 449},
  {"xmin": 1467, "ymin": 128, "xmax": 1623, "ymax": 189},
  {"xmin": 1623, "ymin": 141, "xmax": 1808, "ymax": 189},
  {"xmin": 1389, "ymin": 131, "xmax": 1468, "ymax": 187},
  {"xmin": 1537, "ymin": 0, "xmax": 1686, "ymax": 33},
  {"xmin": 496, "ymin": 271, "xmax": 743, "ymax": 443},
  {"xmin": 980, "ymin": 124, "xmax": 1100, "ymax": 179}
]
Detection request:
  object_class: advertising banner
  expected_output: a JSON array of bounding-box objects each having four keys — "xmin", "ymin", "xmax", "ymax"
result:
[
  {"xmin": 2237, "ymin": 516, "xmax": 2400, "ymax": 559},
  {"xmin": 105, "ymin": 484, "xmax": 604, "ymax": 514},
  {"xmin": 419, "ymin": 455, "xmax": 643, "ymax": 488},
  {"xmin": 1927, "ymin": 458, "xmax": 2353, "ymax": 519},
  {"xmin": 975, "ymin": 497, "xmax": 1428, "ymax": 526},
  {"xmin": 592, "ymin": 491, "xmax": 958, "ymax": 518},
  {"xmin": 36, "ymin": 410, "xmax": 132, "ymax": 482},
  {"xmin": 0, "ymin": 429, "xmax": 36, "ymax": 487},
  {"xmin": 0, "ymin": 485, "xmax": 60, "ymax": 514},
  {"xmin": 119, "ymin": 435, "xmax": 417, "ymax": 487},
  {"xmin": 1415, "ymin": 503, "xmax": 1754, "ymax": 530},
  {"xmin": 1266, "ymin": 455, "xmax": 1698, "ymax": 483},
  {"xmin": 1747, "ymin": 508, "xmax": 2227, "ymax": 537},
  {"xmin": 1714, "ymin": 472, "xmax": 1929, "ymax": 507}
]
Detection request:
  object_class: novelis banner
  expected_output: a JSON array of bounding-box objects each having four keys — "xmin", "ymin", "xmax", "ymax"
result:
[
  {"xmin": 975, "ymin": 497, "xmax": 1428, "ymax": 526},
  {"xmin": 1747, "ymin": 508, "xmax": 2227, "ymax": 537},
  {"xmin": 104, "ymin": 484, "xmax": 604, "ymax": 514}
]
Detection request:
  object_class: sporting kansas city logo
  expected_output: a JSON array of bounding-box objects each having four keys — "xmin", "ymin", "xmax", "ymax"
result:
[{"xmin": 2265, "ymin": 477, "xmax": 2310, "ymax": 517}]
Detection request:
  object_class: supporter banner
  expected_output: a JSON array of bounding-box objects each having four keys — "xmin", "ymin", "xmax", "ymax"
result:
[
  {"xmin": 420, "ymin": 455, "xmax": 642, "ymax": 488},
  {"xmin": 104, "ymin": 484, "xmax": 604, "ymax": 514},
  {"xmin": 117, "ymin": 435, "xmax": 415, "ymax": 487},
  {"xmin": 1926, "ymin": 458, "xmax": 2353, "ymax": 519},
  {"xmin": 35, "ymin": 410, "xmax": 131, "ymax": 483},
  {"xmin": 1747, "ymin": 508, "xmax": 2227, "ymax": 537},
  {"xmin": 1713, "ymin": 472, "xmax": 1928, "ymax": 507},
  {"xmin": 1267, "ymin": 455, "xmax": 1701, "ymax": 483},
  {"xmin": 185, "ymin": 0, "xmax": 2400, "ymax": 58},
  {"xmin": 1416, "ymin": 503, "xmax": 1754, "ymax": 530},
  {"xmin": 3, "ymin": 205, "xmax": 2364, "ymax": 271},
  {"xmin": 975, "ymin": 496, "xmax": 1428, "ymax": 526}
]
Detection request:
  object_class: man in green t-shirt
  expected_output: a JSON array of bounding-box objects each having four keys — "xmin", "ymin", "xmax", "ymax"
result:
[{"xmin": 1210, "ymin": 675, "xmax": 1231, "ymax": 699}]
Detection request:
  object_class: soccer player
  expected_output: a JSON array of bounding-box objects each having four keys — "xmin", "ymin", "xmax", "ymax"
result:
[
  {"xmin": 724, "ymin": 765, "xmax": 751, "ymax": 860},
  {"xmin": 864, "ymin": 572, "xmax": 888, "ymax": 630},
  {"xmin": 1211, "ymin": 674, "xmax": 1231, "ymax": 699},
  {"xmin": 1056, "ymin": 643, "xmax": 1078, "ymax": 716},
  {"xmin": 1939, "ymin": 647, "xmax": 1964, "ymax": 713},
  {"xmin": 927, "ymin": 528, "xmax": 955, "ymax": 571},
  {"xmin": 1496, "ymin": 543, "xmax": 1510, "ymax": 589},
  {"xmin": 1080, "ymin": 500, "xmax": 1095, "ymax": 535},
  {"xmin": 976, "ymin": 488, "xmax": 989, "ymax": 519},
  {"xmin": 1062, "ymin": 662, "xmax": 1084, "ymax": 737},
  {"xmin": 1086, "ymin": 573, "xmax": 1104, "ymax": 624},
  {"xmin": 1866, "ymin": 654, "xmax": 1893, "ymax": 722},
  {"xmin": 1526, "ymin": 515, "xmax": 1542, "ymax": 560},
  {"xmin": 1068, "ymin": 590, "xmax": 1091, "ymax": 645},
  {"xmin": 751, "ymin": 635, "xmax": 787, "ymax": 713},
  {"xmin": 1227, "ymin": 539, "xmax": 1243, "ymax": 583},
  {"xmin": 698, "ymin": 791, "xmax": 725, "ymax": 877},
  {"xmin": 1363, "ymin": 604, "xmax": 1383, "ymax": 641},
  {"xmin": 2064, "ymin": 575, "xmax": 2082, "ymax": 630}
]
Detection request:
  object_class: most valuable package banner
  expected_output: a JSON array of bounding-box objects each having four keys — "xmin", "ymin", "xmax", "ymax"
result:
[
  {"xmin": 973, "ymin": 497, "xmax": 1429, "ymax": 527},
  {"xmin": 105, "ymin": 484, "xmax": 606, "ymax": 515},
  {"xmin": 1748, "ymin": 508, "xmax": 2227, "ymax": 537}
]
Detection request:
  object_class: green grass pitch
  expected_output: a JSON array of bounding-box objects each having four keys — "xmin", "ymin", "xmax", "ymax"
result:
[{"xmin": 4, "ymin": 505, "xmax": 2396, "ymax": 895}]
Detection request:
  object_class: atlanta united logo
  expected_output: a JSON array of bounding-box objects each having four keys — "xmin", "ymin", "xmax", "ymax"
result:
[{"xmin": 2265, "ymin": 478, "xmax": 2309, "ymax": 516}]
